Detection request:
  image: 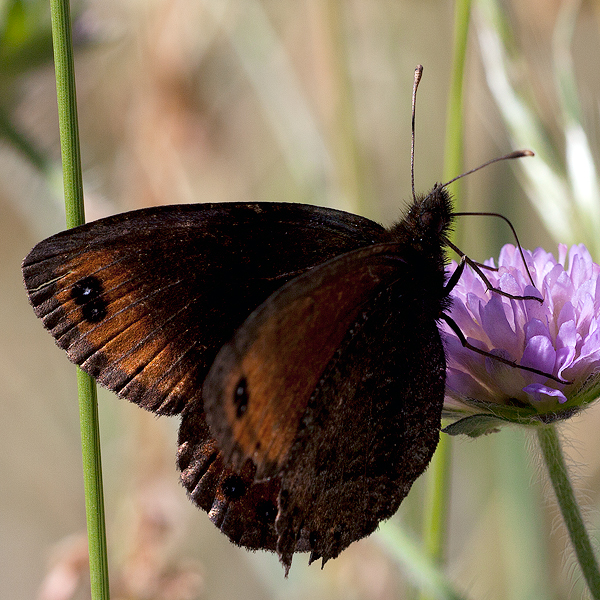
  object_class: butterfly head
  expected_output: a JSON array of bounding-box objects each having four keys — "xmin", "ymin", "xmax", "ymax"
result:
[{"xmin": 392, "ymin": 184, "xmax": 454, "ymax": 255}]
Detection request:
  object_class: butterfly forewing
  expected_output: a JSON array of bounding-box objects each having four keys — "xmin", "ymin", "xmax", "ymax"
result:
[{"xmin": 22, "ymin": 203, "xmax": 392, "ymax": 416}]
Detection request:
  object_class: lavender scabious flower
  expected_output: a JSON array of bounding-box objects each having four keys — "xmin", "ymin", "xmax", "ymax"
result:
[{"xmin": 442, "ymin": 244, "xmax": 600, "ymax": 436}]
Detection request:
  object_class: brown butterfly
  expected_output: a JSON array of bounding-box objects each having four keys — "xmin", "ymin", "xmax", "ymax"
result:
[
  {"xmin": 23, "ymin": 195, "xmax": 451, "ymax": 570},
  {"xmin": 21, "ymin": 66, "xmax": 532, "ymax": 573}
]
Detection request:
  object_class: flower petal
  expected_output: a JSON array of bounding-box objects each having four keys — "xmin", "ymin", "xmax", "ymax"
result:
[
  {"xmin": 444, "ymin": 243, "xmax": 600, "ymax": 427},
  {"xmin": 523, "ymin": 383, "xmax": 567, "ymax": 404}
]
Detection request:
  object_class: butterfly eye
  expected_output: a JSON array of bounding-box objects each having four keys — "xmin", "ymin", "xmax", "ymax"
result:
[
  {"xmin": 234, "ymin": 377, "xmax": 249, "ymax": 418},
  {"xmin": 419, "ymin": 211, "xmax": 432, "ymax": 227}
]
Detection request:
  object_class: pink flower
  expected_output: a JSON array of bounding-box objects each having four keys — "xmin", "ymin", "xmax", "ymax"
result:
[{"xmin": 442, "ymin": 244, "xmax": 600, "ymax": 435}]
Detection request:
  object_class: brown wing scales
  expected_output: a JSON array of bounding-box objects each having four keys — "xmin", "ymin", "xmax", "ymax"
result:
[
  {"xmin": 203, "ymin": 244, "xmax": 407, "ymax": 478},
  {"xmin": 202, "ymin": 243, "xmax": 445, "ymax": 572}
]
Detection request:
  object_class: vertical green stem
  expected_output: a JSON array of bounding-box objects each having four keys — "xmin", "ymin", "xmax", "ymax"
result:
[
  {"xmin": 420, "ymin": 3, "xmax": 472, "ymax": 597},
  {"xmin": 537, "ymin": 424, "xmax": 600, "ymax": 600},
  {"xmin": 323, "ymin": 0, "xmax": 370, "ymax": 216},
  {"xmin": 420, "ymin": 434, "xmax": 451, "ymax": 566},
  {"xmin": 49, "ymin": 0, "xmax": 84, "ymax": 229},
  {"xmin": 49, "ymin": 0, "xmax": 110, "ymax": 598},
  {"xmin": 442, "ymin": 0, "xmax": 472, "ymax": 190},
  {"xmin": 76, "ymin": 371, "xmax": 110, "ymax": 599}
]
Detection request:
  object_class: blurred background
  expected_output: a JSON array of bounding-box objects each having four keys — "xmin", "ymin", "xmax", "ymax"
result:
[{"xmin": 3, "ymin": 0, "xmax": 600, "ymax": 598}]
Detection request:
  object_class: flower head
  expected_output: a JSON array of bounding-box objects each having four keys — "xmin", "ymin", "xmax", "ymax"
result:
[{"xmin": 442, "ymin": 244, "xmax": 600, "ymax": 436}]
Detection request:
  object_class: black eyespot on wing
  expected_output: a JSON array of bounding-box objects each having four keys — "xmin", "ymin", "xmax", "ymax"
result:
[
  {"xmin": 71, "ymin": 276, "xmax": 107, "ymax": 323},
  {"xmin": 221, "ymin": 474, "xmax": 247, "ymax": 500},
  {"xmin": 234, "ymin": 377, "xmax": 249, "ymax": 418},
  {"xmin": 71, "ymin": 275, "xmax": 102, "ymax": 303}
]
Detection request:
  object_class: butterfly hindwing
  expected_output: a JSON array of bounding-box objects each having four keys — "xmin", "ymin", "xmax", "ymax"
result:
[
  {"xmin": 275, "ymin": 276, "xmax": 445, "ymax": 568},
  {"xmin": 202, "ymin": 242, "xmax": 446, "ymax": 570},
  {"xmin": 177, "ymin": 399, "xmax": 311, "ymax": 553}
]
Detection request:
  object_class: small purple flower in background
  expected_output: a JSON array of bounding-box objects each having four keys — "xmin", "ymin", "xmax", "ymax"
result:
[{"xmin": 442, "ymin": 243, "xmax": 600, "ymax": 436}]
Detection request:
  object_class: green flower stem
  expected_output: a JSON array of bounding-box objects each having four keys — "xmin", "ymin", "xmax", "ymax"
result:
[
  {"xmin": 537, "ymin": 424, "xmax": 600, "ymax": 600},
  {"xmin": 49, "ymin": 0, "xmax": 84, "ymax": 228},
  {"xmin": 443, "ymin": 0, "xmax": 472, "ymax": 194},
  {"xmin": 49, "ymin": 0, "xmax": 110, "ymax": 598},
  {"xmin": 76, "ymin": 370, "xmax": 110, "ymax": 599},
  {"xmin": 420, "ymin": 433, "xmax": 451, "ymax": 564}
]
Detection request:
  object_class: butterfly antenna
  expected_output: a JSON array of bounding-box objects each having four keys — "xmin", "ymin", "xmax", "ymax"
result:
[
  {"xmin": 442, "ymin": 149, "xmax": 534, "ymax": 189},
  {"xmin": 411, "ymin": 65, "xmax": 423, "ymax": 204},
  {"xmin": 441, "ymin": 149, "xmax": 536, "ymax": 288}
]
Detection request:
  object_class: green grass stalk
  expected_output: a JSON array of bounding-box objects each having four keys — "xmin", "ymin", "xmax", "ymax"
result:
[
  {"xmin": 419, "ymin": 2, "xmax": 471, "ymax": 598},
  {"xmin": 49, "ymin": 0, "xmax": 110, "ymax": 597}
]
